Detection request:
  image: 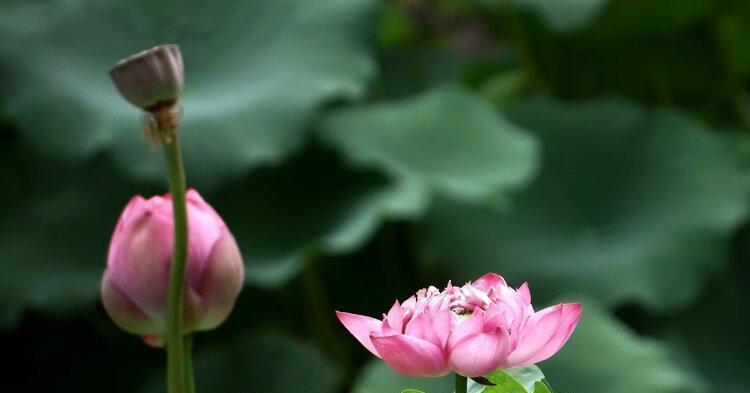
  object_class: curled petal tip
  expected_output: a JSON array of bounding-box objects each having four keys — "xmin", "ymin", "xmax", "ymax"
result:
[
  {"xmin": 472, "ymin": 273, "xmax": 508, "ymax": 292},
  {"xmin": 336, "ymin": 311, "xmax": 382, "ymax": 357}
]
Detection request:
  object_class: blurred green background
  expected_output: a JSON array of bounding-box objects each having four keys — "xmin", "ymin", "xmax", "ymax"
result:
[{"xmin": 2, "ymin": 0, "xmax": 750, "ymax": 392}]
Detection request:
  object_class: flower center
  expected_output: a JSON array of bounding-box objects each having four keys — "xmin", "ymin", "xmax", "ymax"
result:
[{"xmin": 448, "ymin": 282, "xmax": 492, "ymax": 314}]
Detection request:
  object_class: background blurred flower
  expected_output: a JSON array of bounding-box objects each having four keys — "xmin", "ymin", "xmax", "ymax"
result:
[
  {"xmin": 101, "ymin": 189, "xmax": 244, "ymax": 345},
  {"xmin": 337, "ymin": 273, "xmax": 582, "ymax": 377}
]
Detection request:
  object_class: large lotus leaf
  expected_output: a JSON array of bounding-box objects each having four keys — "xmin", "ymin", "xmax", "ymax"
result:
[
  {"xmin": 0, "ymin": 128, "xmax": 31, "ymax": 220},
  {"xmin": 656, "ymin": 258, "xmax": 750, "ymax": 393},
  {"xmin": 319, "ymin": 86, "xmax": 539, "ymax": 204},
  {"xmin": 0, "ymin": 0, "xmax": 376, "ymax": 188},
  {"xmin": 419, "ymin": 97, "xmax": 748, "ymax": 311},
  {"xmin": 541, "ymin": 299, "xmax": 705, "ymax": 393},
  {"xmin": 140, "ymin": 333, "xmax": 342, "ymax": 393},
  {"xmin": 212, "ymin": 146, "xmax": 426, "ymax": 287},
  {"xmin": 0, "ymin": 158, "xmax": 147, "ymax": 329},
  {"xmin": 0, "ymin": 145, "xmax": 426, "ymax": 328}
]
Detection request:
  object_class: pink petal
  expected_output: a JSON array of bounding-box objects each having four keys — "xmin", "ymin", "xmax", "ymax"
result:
[
  {"xmin": 184, "ymin": 193, "xmax": 226, "ymax": 289},
  {"xmin": 472, "ymin": 273, "xmax": 507, "ymax": 292},
  {"xmin": 401, "ymin": 295, "xmax": 417, "ymax": 309},
  {"xmin": 520, "ymin": 303, "xmax": 582, "ymax": 364},
  {"xmin": 447, "ymin": 308, "xmax": 486, "ymax": 351},
  {"xmin": 186, "ymin": 189, "xmax": 224, "ymax": 224},
  {"xmin": 405, "ymin": 308, "xmax": 452, "ymax": 349},
  {"xmin": 517, "ymin": 282, "xmax": 531, "ymax": 306},
  {"xmin": 449, "ymin": 328, "xmax": 510, "ymax": 377},
  {"xmin": 507, "ymin": 303, "xmax": 581, "ymax": 366},
  {"xmin": 336, "ymin": 311, "xmax": 383, "ymax": 357},
  {"xmin": 481, "ymin": 304, "xmax": 505, "ymax": 331},
  {"xmin": 101, "ymin": 276, "xmax": 162, "ymax": 334},
  {"xmin": 190, "ymin": 230, "xmax": 244, "ymax": 331},
  {"xmin": 107, "ymin": 206, "xmax": 173, "ymax": 314},
  {"xmin": 432, "ymin": 309, "xmax": 453, "ymax": 349},
  {"xmin": 387, "ymin": 301, "xmax": 405, "ymax": 333},
  {"xmin": 370, "ymin": 334, "xmax": 450, "ymax": 377}
]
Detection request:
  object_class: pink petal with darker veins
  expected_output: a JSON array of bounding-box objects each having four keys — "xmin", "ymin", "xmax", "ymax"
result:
[
  {"xmin": 472, "ymin": 273, "xmax": 507, "ymax": 292},
  {"xmin": 507, "ymin": 303, "xmax": 582, "ymax": 366},
  {"xmin": 370, "ymin": 334, "xmax": 450, "ymax": 377},
  {"xmin": 518, "ymin": 303, "xmax": 582, "ymax": 365},
  {"xmin": 336, "ymin": 311, "xmax": 383, "ymax": 357},
  {"xmin": 449, "ymin": 328, "xmax": 510, "ymax": 377}
]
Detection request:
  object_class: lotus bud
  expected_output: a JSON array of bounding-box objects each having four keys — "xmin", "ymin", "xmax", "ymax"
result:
[{"xmin": 101, "ymin": 189, "xmax": 244, "ymax": 345}]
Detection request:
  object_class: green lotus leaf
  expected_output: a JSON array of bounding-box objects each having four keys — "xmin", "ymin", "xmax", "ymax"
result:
[
  {"xmin": 0, "ymin": 0, "xmax": 376, "ymax": 188},
  {"xmin": 420, "ymin": 97, "xmax": 748, "ymax": 310},
  {"xmin": 212, "ymin": 147, "xmax": 425, "ymax": 287},
  {"xmin": 541, "ymin": 299, "xmax": 706, "ymax": 393},
  {"xmin": 319, "ymin": 86, "xmax": 539, "ymax": 205}
]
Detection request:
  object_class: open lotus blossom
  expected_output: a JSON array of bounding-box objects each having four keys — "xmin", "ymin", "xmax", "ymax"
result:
[
  {"xmin": 101, "ymin": 189, "xmax": 244, "ymax": 346},
  {"xmin": 336, "ymin": 273, "xmax": 581, "ymax": 378}
]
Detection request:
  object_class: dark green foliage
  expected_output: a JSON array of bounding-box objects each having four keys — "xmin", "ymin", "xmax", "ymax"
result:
[{"xmin": 0, "ymin": 0, "xmax": 748, "ymax": 392}]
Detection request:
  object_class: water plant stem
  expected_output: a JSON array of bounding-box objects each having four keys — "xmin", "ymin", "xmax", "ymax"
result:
[
  {"xmin": 455, "ymin": 374, "xmax": 467, "ymax": 393},
  {"xmin": 184, "ymin": 334, "xmax": 196, "ymax": 393},
  {"xmin": 301, "ymin": 256, "xmax": 352, "ymax": 377},
  {"xmin": 163, "ymin": 135, "xmax": 190, "ymax": 393}
]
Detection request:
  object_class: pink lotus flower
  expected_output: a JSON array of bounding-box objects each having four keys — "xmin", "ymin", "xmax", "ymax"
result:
[
  {"xmin": 336, "ymin": 273, "xmax": 581, "ymax": 377},
  {"xmin": 101, "ymin": 189, "xmax": 244, "ymax": 345}
]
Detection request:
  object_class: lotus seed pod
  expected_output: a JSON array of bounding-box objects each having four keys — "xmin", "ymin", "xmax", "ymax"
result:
[{"xmin": 109, "ymin": 44, "xmax": 184, "ymax": 111}]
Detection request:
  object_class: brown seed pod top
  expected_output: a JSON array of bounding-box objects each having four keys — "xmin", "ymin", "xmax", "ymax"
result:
[{"xmin": 109, "ymin": 44, "xmax": 184, "ymax": 111}]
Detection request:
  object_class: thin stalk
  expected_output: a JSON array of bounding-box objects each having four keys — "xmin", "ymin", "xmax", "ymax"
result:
[
  {"xmin": 455, "ymin": 374, "xmax": 467, "ymax": 393},
  {"xmin": 184, "ymin": 334, "xmax": 196, "ymax": 393},
  {"xmin": 711, "ymin": 12, "xmax": 750, "ymax": 130},
  {"xmin": 378, "ymin": 226, "xmax": 404, "ymax": 293},
  {"xmin": 301, "ymin": 257, "xmax": 352, "ymax": 377},
  {"xmin": 504, "ymin": 2, "xmax": 540, "ymax": 87},
  {"xmin": 163, "ymin": 137, "xmax": 189, "ymax": 393},
  {"xmin": 733, "ymin": 93, "xmax": 750, "ymax": 130}
]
